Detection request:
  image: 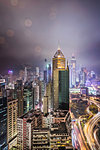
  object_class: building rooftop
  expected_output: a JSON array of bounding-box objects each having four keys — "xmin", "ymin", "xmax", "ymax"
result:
[
  {"xmin": 19, "ymin": 109, "xmax": 41, "ymax": 119},
  {"xmin": 54, "ymin": 49, "xmax": 65, "ymax": 58},
  {"xmin": 51, "ymin": 122, "xmax": 67, "ymax": 134},
  {"xmin": 53, "ymin": 110, "xmax": 68, "ymax": 117}
]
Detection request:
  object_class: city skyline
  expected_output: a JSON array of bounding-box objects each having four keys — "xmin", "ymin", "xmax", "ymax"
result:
[
  {"xmin": 0, "ymin": 1, "xmax": 100, "ymax": 150},
  {"xmin": 0, "ymin": 0, "xmax": 100, "ymax": 74}
]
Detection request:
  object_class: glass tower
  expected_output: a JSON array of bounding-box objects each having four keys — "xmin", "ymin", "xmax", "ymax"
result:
[
  {"xmin": 0, "ymin": 81, "xmax": 7, "ymax": 149},
  {"xmin": 59, "ymin": 68, "xmax": 69, "ymax": 110}
]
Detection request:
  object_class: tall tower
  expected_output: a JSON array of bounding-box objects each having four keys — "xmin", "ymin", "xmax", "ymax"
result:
[
  {"xmin": 52, "ymin": 47, "xmax": 66, "ymax": 110},
  {"xmin": 52, "ymin": 47, "xmax": 65, "ymax": 71},
  {"xmin": 59, "ymin": 61, "xmax": 69, "ymax": 110},
  {"xmin": 7, "ymin": 92, "xmax": 18, "ymax": 145},
  {"xmin": 70, "ymin": 54, "xmax": 76, "ymax": 87},
  {"xmin": 0, "ymin": 79, "xmax": 7, "ymax": 149},
  {"xmin": 24, "ymin": 67, "xmax": 27, "ymax": 83}
]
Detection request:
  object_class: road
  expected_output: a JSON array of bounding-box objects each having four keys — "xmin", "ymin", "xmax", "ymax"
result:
[
  {"xmin": 71, "ymin": 112, "xmax": 88, "ymax": 150},
  {"xmin": 71, "ymin": 97, "xmax": 100, "ymax": 150},
  {"xmin": 84, "ymin": 112, "xmax": 100, "ymax": 150},
  {"xmin": 78, "ymin": 119, "xmax": 90, "ymax": 150},
  {"xmin": 93, "ymin": 128, "xmax": 100, "ymax": 149}
]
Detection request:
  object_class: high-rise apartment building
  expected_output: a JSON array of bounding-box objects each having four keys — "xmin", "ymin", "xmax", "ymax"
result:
[
  {"xmin": 46, "ymin": 82, "xmax": 52, "ymax": 111},
  {"xmin": 7, "ymin": 94, "xmax": 18, "ymax": 146},
  {"xmin": 39, "ymin": 81, "xmax": 45, "ymax": 109},
  {"xmin": 17, "ymin": 109, "xmax": 42, "ymax": 150},
  {"xmin": 33, "ymin": 84, "xmax": 39, "ymax": 109},
  {"xmin": 43, "ymin": 96, "xmax": 48, "ymax": 114}
]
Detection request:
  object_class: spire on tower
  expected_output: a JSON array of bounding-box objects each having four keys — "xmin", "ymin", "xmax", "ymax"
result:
[{"xmin": 57, "ymin": 40, "xmax": 60, "ymax": 50}]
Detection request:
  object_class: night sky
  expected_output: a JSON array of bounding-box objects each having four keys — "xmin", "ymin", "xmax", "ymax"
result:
[{"xmin": 0, "ymin": 0, "xmax": 100, "ymax": 74}]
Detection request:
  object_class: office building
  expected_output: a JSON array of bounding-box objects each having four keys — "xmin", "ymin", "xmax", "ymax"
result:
[
  {"xmin": 59, "ymin": 64, "xmax": 69, "ymax": 110},
  {"xmin": 45, "ymin": 82, "xmax": 52, "ymax": 111},
  {"xmin": 47, "ymin": 64, "xmax": 51, "ymax": 83},
  {"xmin": 23, "ymin": 82, "xmax": 33, "ymax": 114},
  {"xmin": 33, "ymin": 84, "xmax": 39, "ymax": 109},
  {"xmin": 0, "ymin": 79, "xmax": 7, "ymax": 149},
  {"xmin": 79, "ymin": 67, "xmax": 87, "ymax": 87},
  {"xmin": 52, "ymin": 47, "xmax": 69, "ymax": 110},
  {"xmin": 15, "ymin": 80, "xmax": 23, "ymax": 117},
  {"xmin": 39, "ymin": 81, "xmax": 45, "ymax": 109},
  {"xmin": 70, "ymin": 55, "xmax": 76, "ymax": 88},
  {"xmin": 44, "ymin": 70, "xmax": 47, "ymax": 83}
]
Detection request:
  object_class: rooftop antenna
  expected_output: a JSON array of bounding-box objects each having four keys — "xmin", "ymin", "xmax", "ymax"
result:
[{"xmin": 57, "ymin": 40, "xmax": 60, "ymax": 50}]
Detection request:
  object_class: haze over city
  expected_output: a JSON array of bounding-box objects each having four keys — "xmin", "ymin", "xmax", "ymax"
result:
[
  {"xmin": 0, "ymin": 1, "xmax": 100, "ymax": 150},
  {"xmin": 0, "ymin": 0, "xmax": 100, "ymax": 74}
]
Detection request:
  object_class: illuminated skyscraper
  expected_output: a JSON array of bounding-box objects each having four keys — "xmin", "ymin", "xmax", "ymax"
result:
[
  {"xmin": 15, "ymin": 80, "xmax": 23, "ymax": 117},
  {"xmin": 79, "ymin": 67, "xmax": 87, "ymax": 86},
  {"xmin": 0, "ymin": 79, "xmax": 7, "ymax": 149},
  {"xmin": 8, "ymin": 70, "xmax": 13, "ymax": 84},
  {"xmin": 47, "ymin": 64, "xmax": 51, "ymax": 83},
  {"xmin": 46, "ymin": 82, "xmax": 52, "ymax": 111},
  {"xmin": 24, "ymin": 67, "xmax": 27, "ymax": 83},
  {"xmin": 59, "ymin": 63, "xmax": 69, "ymax": 110},
  {"xmin": 33, "ymin": 84, "xmax": 39, "ymax": 109},
  {"xmin": 70, "ymin": 55, "xmax": 76, "ymax": 87},
  {"xmin": 52, "ymin": 48, "xmax": 65, "ymax": 71},
  {"xmin": 7, "ymin": 91, "xmax": 18, "ymax": 148},
  {"xmin": 23, "ymin": 82, "xmax": 33, "ymax": 114},
  {"xmin": 52, "ymin": 47, "xmax": 69, "ymax": 110}
]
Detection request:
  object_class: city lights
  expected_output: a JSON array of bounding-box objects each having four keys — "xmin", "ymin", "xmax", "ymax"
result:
[{"xmin": 0, "ymin": 0, "xmax": 100, "ymax": 150}]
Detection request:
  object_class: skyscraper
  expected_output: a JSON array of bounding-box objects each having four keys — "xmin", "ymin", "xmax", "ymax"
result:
[
  {"xmin": 45, "ymin": 82, "xmax": 52, "ymax": 111},
  {"xmin": 52, "ymin": 48, "xmax": 65, "ymax": 71},
  {"xmin": 36, "ymin": 67, "xmax": 39, "ymax": 78},
  {"xmin": 59, "ymin": 63, "xmax": 69, "ymax": 110},
  {"xmin": 24, "ymin": 67, "xmax": 28, "ymax": 83},
  {"xmin": 79, "ymin": 67, "xmax": 87, "ymax": 87},
  {"xmin": 43, "ymin": 96, "xmax": 48, "ymax": 114},
  {"xmin": 70, "ymin": 55, "xmax": 76, "ymax": 88},
  {"xmin": 52, "ymin": 47, "xmax": 69, "ymax": 110},
  {"xmin": 0, "ymin": 79, "xmax": 7, "ymax": 149},
  {"xmin": 47, "ymin": 64, "xmax": 51, "ymax": 83},
  {"xmin": 23, "ymin": 82, "xmax": 33, "ymax": 114},
  {"xmin": 7, "ymin": 91, "xmax": 18, "ymax": 147},
  {"xmin": 15, "ymin": 80, "xmax": 23, "ymax": 117}
]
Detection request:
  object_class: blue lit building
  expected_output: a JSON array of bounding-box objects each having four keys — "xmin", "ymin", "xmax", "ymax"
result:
[
  {"xmin": 0, "ymin": 80, "xmax": 8, "ymax": 149},
  {"xmin": 23, "ymin": 82, "xmax": 33, "ymax": 114}
]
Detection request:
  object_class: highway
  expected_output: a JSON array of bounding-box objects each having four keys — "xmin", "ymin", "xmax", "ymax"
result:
[
  {"xmin": 84, "ymin": 112, "xmax": 100, "ymax": 150},
  {"xmin": 71, "ymin": 97, "xmax": 100, "ymax": 150},
  {"xmin": 71, "ymin": 112, "xmax": 88, "ymax": 150},
  {"xmin": 93, "ymin": 128, "xmax": 100, "ymax": 149},
  {"xmin": 77, "ymin": 119, "xmax": 90, "ymax": 150}
]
